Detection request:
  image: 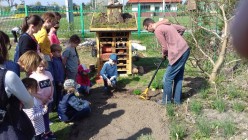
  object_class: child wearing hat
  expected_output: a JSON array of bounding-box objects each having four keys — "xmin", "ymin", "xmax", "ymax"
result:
[
  {"xmin": 76, "ymin": 64, "xmax": 91, "ymax": 95},
  {"xmin": 100, "ymin": 53, "xmax": 118, "ymax": 93},
  {"xmin": 57, "ymin": 79, "xmax": 91, "ymax": 122}
]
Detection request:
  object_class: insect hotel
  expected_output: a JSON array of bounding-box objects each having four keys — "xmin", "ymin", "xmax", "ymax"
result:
[{"xmin": 90, "ymin": 4, "xmax": 137, "ymax": 81}]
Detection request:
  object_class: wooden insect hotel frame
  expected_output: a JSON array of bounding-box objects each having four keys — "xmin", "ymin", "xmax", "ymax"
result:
[{"xmin": 90, "ymin": 4, "xmax": 137, "ymax": 80}]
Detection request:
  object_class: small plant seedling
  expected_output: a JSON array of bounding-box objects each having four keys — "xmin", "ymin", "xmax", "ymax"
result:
[
  {"xmin": 137, "ymin": 134, "xmax": 155, "ymax": 140},
  {"xmin": 170, "ymin": 122, "xmax": 186, "ymax": 140},
  {"xmin": 232, "ymin": 102, "xmax": 245, "ymax": 112},
  {"xmin": 190, "ymin": 100, "xmax": 203, "ymax": 115},
  {"xmin": 222, "ymin": 120, "xmax": 236, "ymax": 137},
  {"xmin": 133, "ymin": 89, "xmax": 142, "ymax": 95},
  {"xmin": 196, "ymin": 117, "xmax": 212, "ymax": 138},
  {"xmin": 166, "ymin": 104, "xmax": 175, "ymax": 119},
  {"xmin": 212, "ymin": 98, "xmax": 226, "ymax": 113}
]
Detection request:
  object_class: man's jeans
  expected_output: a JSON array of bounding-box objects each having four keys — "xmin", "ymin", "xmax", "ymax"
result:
[{"xmin": 162, "ymin": 49, "xmax": 190, "ymax": 104}]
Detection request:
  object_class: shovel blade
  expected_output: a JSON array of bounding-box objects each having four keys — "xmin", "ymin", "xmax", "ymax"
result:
[{"xmin": 139, "ymin": 88, "xmax": 149, "ymax": 100}]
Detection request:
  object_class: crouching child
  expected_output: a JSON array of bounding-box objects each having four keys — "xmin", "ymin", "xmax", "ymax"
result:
[
  {"xmin": 58, "ymin": 79, "xmax": 91, "ymax": 122},
  {"xmin": 76, "ymin": 64, "xmax": 91, "ymax": 96},
  {"xmin": 100, "ymin": 53, "xmax": 118, "ymax": 94}
]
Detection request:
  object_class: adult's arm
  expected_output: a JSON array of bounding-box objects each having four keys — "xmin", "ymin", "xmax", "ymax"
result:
[
  {"xmin": 231, "ymin": 0, "xmax": 248, "ymax": 57},
  {"xmin": 154, "ymin": 26, "xmax": 168, "ymax": 58},
  {"xmin": 4, "ymin": 71, "xmax": 33, "ymax": 108},
  {"xmin": 172, "ymin": 24, "xmax": 186, "ymax": 36},
  {"xmin": 35, "ymin": 29, "xmax": 47, "ymax": 46}
]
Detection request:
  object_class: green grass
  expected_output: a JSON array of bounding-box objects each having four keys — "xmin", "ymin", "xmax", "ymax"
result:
[
  {"xmin": 169, "ymin": 121, "xmax": 186, "ymax": 140},
  {"xmin": 137, "ymin": 134, "xmax": 155, "ymax": 140},
  {"xmin": 211, "ymin": 98, "xmax": 226, "ymax": 113},
  {"xmin": 190, "ymin": 100, "xmax": 203, "ymax": 115},
  {"xmin": 133, "ymin": 89, "xmax": 142, "ymax": 95},
  {"xmin": 166, "ymin": 104, "xmax": 175, "ymax": 119},
  {"xmin": 49, "ymin": 112, "xmax": 71, "ymax": 140},
  {"xmin": 195, "ymin": 117, "xmax": 212, "ymax": 138},
  {"xmin": 232, "ymin": 102, "xmax": 245, "ymax": 112},
  {"xmin": 222, "ymin": 120, "xmax": 236, "ymax": 137}
]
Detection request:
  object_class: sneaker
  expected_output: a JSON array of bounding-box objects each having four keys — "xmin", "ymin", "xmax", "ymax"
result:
[{"xmin": 156, "ymin": 100, "xmax": 166, "ymax": 106}]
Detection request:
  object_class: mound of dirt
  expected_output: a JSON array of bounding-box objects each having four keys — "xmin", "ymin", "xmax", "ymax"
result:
[{"xmin": 69, "ymin": 86, "xmax": 170, "ymax": 140}]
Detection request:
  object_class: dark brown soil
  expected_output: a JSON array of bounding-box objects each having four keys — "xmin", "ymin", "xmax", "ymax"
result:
[{"xmin": 69, "ymin": 85, "xmax": 170, "ymax": 140}]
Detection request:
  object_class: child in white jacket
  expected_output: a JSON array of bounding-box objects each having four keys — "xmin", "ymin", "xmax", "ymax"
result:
[{"xmin": 22, "ymin": 78, "xmax": 48, "ymax": 140}]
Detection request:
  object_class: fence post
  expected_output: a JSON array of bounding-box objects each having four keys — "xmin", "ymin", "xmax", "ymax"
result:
[
  {"xmin": 80, "ymin": 4, "xmax": 85, "ymax": 38},
  {"xmin": 25, "ymin": 5, "xmax": 28, "ymax": 16},
  {"xmin": 138, "ymin": 3, "xmax": 141, "ymax": 37}
]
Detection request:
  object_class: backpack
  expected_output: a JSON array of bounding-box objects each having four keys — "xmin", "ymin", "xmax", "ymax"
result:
[{"xmin": 0, "ymin": 68, "xmax": 35, "ymax": 140}]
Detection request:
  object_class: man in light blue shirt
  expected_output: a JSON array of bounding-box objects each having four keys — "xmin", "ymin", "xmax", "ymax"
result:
[{"xmin": 100, "ymin": 54, "xmax": 118, "ymax": 93}]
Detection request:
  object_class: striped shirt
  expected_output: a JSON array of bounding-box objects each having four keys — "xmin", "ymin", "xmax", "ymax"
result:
[{"xmin": 23, "ymin": 97, "xmax": 47, "ymax": 135}]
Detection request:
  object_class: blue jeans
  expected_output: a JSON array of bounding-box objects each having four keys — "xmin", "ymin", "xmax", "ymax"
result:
[{"xmin": 162, "ymin": 49, "xmax": 190, "ymax": 104}]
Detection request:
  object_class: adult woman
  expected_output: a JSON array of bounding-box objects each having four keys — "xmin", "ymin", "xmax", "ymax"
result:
[
  {"xmin": 0, "ymin": 31, "xmax": 35, "ymax": 139},
  {"xmin": 18, "ymin": 15, "xmax": 43, "ymax": 58}
]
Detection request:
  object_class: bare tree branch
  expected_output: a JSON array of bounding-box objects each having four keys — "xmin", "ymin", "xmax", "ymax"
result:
[
  {"xmin": 189, "ymin": 31, "xmax": 215, "ymax": 65},
  {"xmin": 191, "ymin": 19, "xmax": 222, "ymax": 40}
]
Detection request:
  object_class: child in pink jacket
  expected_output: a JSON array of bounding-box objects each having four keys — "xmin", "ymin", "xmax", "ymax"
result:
[{"xmin": 76, "ymin": 64, "xmax": 91, "ymax": 95}]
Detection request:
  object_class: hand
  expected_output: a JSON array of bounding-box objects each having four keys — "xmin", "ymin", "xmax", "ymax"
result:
[
  {"xmin": 107, "ymin": 79, "xmax": 111, "ymax": 86},
  {"xmin": 162, "ymin": 55, "xmax": 167, "ymax": 61},
  {"xmin": 43, "ymin": 105, "xmax": 48, "ymax": 113},
  {"xmin": 110, "ymin": 76, "xmax": 115, "ymax": 81}
]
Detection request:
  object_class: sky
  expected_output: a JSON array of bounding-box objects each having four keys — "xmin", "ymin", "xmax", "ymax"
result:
[
  {"xmin": 2, "ymin": 0, "xmax": 91, "ymax": 6},
  {"xmin": 2, "ymin": 0, "xmax": 187, "ymax": 6}
]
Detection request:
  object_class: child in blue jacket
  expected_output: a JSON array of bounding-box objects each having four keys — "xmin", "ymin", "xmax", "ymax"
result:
[
  {"xmin": 57, "ymin": 79, "xmax": 91, "ymax": 122},
  {"xmin": 100, "ymin": 53, "xmax": 118, "ymax": 93}
]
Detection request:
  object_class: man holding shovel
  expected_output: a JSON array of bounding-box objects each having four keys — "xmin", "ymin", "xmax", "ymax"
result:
[{"xmin": 143, "ymin": 18, "xmax": 190, "ymax": 105}]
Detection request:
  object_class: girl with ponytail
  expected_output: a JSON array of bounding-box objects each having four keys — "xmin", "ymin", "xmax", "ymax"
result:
[{"xmin": 18, "ymin": 15, "xmax": 43, "ymax": 58}]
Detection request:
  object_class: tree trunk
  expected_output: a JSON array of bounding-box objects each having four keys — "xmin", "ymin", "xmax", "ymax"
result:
[{"xmin": 209, "ymin": 36, "xmax": 228, "ymax": 82}]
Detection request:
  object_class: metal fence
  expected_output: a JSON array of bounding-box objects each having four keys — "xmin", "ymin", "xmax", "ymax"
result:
[{"xmin": 0, "ymin": 4, "xmax": 214, "ymax": 39}]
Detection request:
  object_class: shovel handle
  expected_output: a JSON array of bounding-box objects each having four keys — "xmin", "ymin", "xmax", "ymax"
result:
[{"xmin": 147, "ymin": 59, "xmax": 164, "ymax": 88}]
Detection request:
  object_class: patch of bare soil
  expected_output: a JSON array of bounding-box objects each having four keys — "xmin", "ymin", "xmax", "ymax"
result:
[{"xmin": 69, "ymin": 86, "xmax": 169, "ymax": 140}]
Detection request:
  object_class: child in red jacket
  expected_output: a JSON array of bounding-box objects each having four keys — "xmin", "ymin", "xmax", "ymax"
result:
[{"xmin": 76, "ymin": 64, "xmax": 91, "ymax": 95}]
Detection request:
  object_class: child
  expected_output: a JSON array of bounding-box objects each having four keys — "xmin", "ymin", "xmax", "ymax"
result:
[
  {"xmin": 22, "ymin": 78, "xmax": 48, "ymax": 140},
  {"xmin": 62, "ymin": 34, "xmax": 81, "ymax": 80},
  {"xmin": 51, "ymin": 44, "xmax": 65, "ymax": 110},
  {"xmin": 58, "ymin": 79, "xmax": 91, "ymax": 122},
  {"xmin": 100, "ymin": 53, "xmax": 118, "ymax": 93},
  {"xmin": 76, "ymin": 64, "xmax": 91, "ymax": 95},
  {"xmin": 29, "ymin": 59, "xmax": 56, "ymax": 139}
]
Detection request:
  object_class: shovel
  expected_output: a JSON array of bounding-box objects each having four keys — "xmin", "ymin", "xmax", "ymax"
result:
[{"xmin": 139, "ymin": 59, "xmax": 164, "ymax": 100}]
